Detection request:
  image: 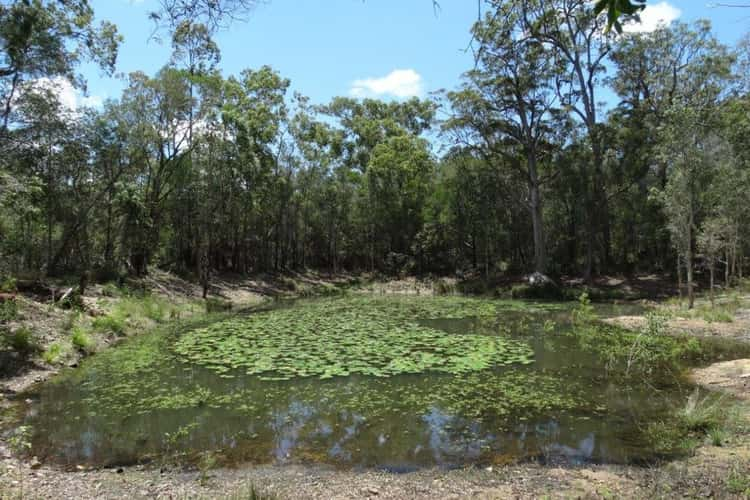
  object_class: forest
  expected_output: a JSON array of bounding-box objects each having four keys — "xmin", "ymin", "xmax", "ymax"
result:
[
  {"xmin": 3, "ymin": 1, "xmax": 750, "ymax": 498},
  {"xmin": 0, "ymin": 0, "xmax": 748, "ymax": 305}
]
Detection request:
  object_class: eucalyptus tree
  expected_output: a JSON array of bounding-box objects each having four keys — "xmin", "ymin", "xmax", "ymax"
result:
[
  {"xmin": 446, "ymin": 2, "xmax": 563, "ymax": 274},
  {"xmin": 481, "ymin": 0, "xmax": 613, "ymax": 278},
  {"xmin": 220, "ymin": 66, "xmax": 290, "ymax": 271},
  {"xmin": 117, "ymin": 69, "xmax": 192, "ymax": 275},
  {"xmin": 319, "ymin": 97, "xmax": 436, "ymax": 271},
  {"xmin": 151, "ymin": 0, "xmax": 260, "ymax": 33},
  {"xmin": 655, "ymin": 105, "xmax": 724, "ymax": 308},
  {"xmin": 0, "ymin": 0, "xmax": 120, "ymax": 134}
]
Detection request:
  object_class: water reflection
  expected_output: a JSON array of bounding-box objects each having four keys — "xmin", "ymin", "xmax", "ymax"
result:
[{"xmin": 15, "ymin": 298, "xmax": 741, "ymax": 470}]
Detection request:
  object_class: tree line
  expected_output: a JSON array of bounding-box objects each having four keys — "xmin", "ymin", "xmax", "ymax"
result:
[{"xmin": 1, "ymin": 0, "xmax": 749, "ymax": 306}]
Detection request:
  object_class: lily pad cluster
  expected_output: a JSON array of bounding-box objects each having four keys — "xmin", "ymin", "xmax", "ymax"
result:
[{"xmin": 173, "ymin": 296, "xmax": 536, "ymax": 380}]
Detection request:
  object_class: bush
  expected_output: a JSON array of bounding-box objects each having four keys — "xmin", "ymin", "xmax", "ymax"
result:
[
  {"xmin": 142, "ymin": 296, "xmax": 168, "ymax": 322},
  {"xmin": 571, "ymin": 292, "xmax": 597, "ymax": 325}
]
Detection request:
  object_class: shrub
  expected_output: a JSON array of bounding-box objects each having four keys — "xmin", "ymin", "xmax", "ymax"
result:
[
  {"xmin": 571, "ymin": 292, "xmax": 597, "ymax": 325},
  {"xmin": 680, "ymin": 390, "xmax": 723, "ymax": 433}
]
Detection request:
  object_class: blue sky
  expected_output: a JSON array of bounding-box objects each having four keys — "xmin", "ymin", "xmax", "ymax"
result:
[{"xmin": 75, "ymin": 1, "xmax": 750, "ymax": 109}]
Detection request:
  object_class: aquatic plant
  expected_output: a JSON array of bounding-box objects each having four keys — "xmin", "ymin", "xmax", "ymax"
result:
[{"xmin": 174, "ymin": 296, "xmax": 537, "ymax": 380}]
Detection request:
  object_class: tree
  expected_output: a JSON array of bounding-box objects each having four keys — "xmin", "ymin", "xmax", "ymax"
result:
[
  {"xmin": 0, "ymin": 0, "xmax": 121, "ymax": 134},
  {"xmin": 697, "ymin": 216, "xmax": 727, "ymax": 306},
  {"xmin": 150, "ymin": 0, "xmax": 259, "ymax": 33},
  {"xmin": 656, "ymin": 105, "xmax": 723, "ymax": 309},
  {"xmin": 447, "ymin": 2, "xmax": 563, "ymax": 274}
]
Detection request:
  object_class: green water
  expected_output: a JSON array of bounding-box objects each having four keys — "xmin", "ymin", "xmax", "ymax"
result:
[{"xmin": 13, "ymin": 295, "xmax": 750, "ymax": 470}]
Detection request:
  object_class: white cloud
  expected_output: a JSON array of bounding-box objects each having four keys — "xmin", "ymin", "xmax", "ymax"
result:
[
  {"xmin": 24, "ymin": 77, "xmax": 105, "ymax": 112},
  {"xmin": 350, "ymin": 69, "xmax": 424, "ymax": 99},
  {"xmin": 623, "ymin": 2, "xmax": 681, "ymax": 33}
]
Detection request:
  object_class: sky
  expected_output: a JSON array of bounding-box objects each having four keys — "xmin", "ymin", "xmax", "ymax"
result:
[{"xmin": 69, "ymin": 1, "xmax": 750, "ymax": 111}]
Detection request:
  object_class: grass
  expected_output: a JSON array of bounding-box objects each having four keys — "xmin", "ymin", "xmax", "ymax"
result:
[
  {"xmin": 707, "ymin": 427, "xmax": 727, "ymax": 447},
  {"xmin": 225, "ymin": 484, "xmax": 278, "ymax": 500},
  {"xmin": 680, "ymin": 390, "xmax": 724, "ymax": 433},
  {"xmin": 92, "ymin": 314, "xmax": 126, "ymax": 336},
  {"xmin": 71, "ymin": 326, "xmax": 94, "ymax": 353},
  {"xmin": 726, "ymin": 465, "xmax": 750, "ymax": 496},
  {"xmin": 205, "ymin": 297, "xmax": 233, "ymax": 313},
  {"xmin": 42, "ymin": 342, "xmax": 64, "ymax": 365},
  {"xmin": 0, "ymin": 299, "xmax": 18, "ymax": 322},
  {"xmin": 3, "ymin": 327, "xmax": 38, "ymax": 355}
]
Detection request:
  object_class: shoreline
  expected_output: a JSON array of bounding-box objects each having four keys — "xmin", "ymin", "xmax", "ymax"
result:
[{"xmin": 1, "ymin": 274, "xmax": 749, "ymax": 499}]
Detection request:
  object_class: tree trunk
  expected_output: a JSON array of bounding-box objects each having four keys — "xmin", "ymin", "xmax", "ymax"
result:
[
  {"xmin": 709, "ymin": 262, "xmax": 715, "ymax": 307},
  {"xmin": 687, "ymin": 219, "xmax": 694, "ymax": 310},
  {"xmin": 528, "ymin": 156, "xmax": 546, "ymax": 274},
  {"xmin": 677, "ymin": 254, "xmax": 683, "ymax": 306}
]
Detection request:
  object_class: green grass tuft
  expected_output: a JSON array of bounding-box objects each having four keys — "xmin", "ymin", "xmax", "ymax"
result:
[
  {"xmin": 71, "ymin": 326, "xmax": 94, "ymax": 353},
  {"xmin": 3, "ymin": 327, "xmax": 38, "ymax": 355},
  {"xmin": 42, "ymin": 342, "xmax": 64, "ymax": 365},
  {"xmin": 92, "ymin": 314, "xmax": 126, "ymax": 336}
]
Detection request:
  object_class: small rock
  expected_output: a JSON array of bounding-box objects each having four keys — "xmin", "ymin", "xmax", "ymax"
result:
[
  {"xmin": 485, "ymin": 466, "xmax": 493, "ymax": 472},
  {"xmin": 29, "ymin": 457, "xmax": 42, "ymax": 469},
  {"xmin": 364, "ymin": 487, "xmax": 379, "ymax": 496},
  {"xmin": 116, "ymin": 467, "xmax": 124, "ymax": 474}
]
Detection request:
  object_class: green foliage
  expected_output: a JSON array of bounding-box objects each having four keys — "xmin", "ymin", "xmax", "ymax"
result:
[
  {"xmin": 198, "ymin": 451, "xmax": 218, "ymax": 486},
  {"xmin": 175, "ymin": 296, "xmax": 536, "ymax": 380},
  {"xmin": 593, "ymin": 0, "xmax": 646, "ymax": 33},
  {"xmin": 230, "ymin": 484, "xmax": 278, "ymax": 500},
  {"xmin": 3, "ymin": 327, "xmax": 38, "ymax": 355},
  {"xmin": 726, "ymin": 465, "xmax": 750, "ymax": 496},
  {"xmin": 708, "ymin": 427, "xmax": 727, "ymax": 447},
  {"xmin": 571, "ymin": 293, "xmax": 597, "ymax": 326},
  {"xmin": 0, "ymin": 276, "xmax": 17, "ymax": 293},
  {"xmin": 71, "ymin": 326, "xmax": 94, "ymax": 353},
  {"xmin": 92, "ymin": 314, "xmax": 126, "ymax": 336},
  {"xmin": 0, "ymin": 299, "xmax": 18, "ymax": 323},
  {"xmin": 42, "ymin": 342, "xmax": 64, "ymax": 365},
  {"xmin": 679, "ymin": 390, "xmax": 723, "ymax": 433}
]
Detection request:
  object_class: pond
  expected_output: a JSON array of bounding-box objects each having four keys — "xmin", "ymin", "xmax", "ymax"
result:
[{"xmin": 12, "ymin": 295, "xmax": 750, "ymax": 470}]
